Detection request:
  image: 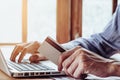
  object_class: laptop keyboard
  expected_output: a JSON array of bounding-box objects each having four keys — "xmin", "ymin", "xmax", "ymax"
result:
[{"xmin": 7, "ymin": 60, "xmax": 55, "ymax": 71}]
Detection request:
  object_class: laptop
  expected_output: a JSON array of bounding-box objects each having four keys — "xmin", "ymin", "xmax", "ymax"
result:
[{"xmin": 0, "ymin": 37, "xmax": 66, "ymax": 78}]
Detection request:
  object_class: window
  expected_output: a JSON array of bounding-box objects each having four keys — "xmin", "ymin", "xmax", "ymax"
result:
[
  {"xmin": 118, "ymin": 0, "xmax": 120, "ymax": 4},
  {"xmin": 82, "ymin": 0, "xmax": 112, "ymax": 37},
  {"xmin": 28, "ymin": 0, "xmax": 56, "ymax": 42},
  {"xmin": 0, "ymin": 0, "xmax": 56, "ymax": 45},
  {"xmin": 0, "ymin": 0, "xmax": 22, "ymax": 43},
  {"xmin": 0, "ymin": 0, "xmax": 119, "ymax": 45}
]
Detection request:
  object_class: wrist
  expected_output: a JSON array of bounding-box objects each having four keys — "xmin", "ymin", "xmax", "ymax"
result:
[{"xmin": 109, "ymin": 61, "xmax": 120, "ymax": 76}]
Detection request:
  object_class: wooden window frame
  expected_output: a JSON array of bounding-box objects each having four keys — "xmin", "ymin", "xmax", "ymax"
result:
[
  {"xmin": 0, "ymin": 0, "xmax": 118, "ymax": 45},
  {"xmin": 57, "ymin": 0, "xmax": 82, "ymax": 43},
  {"xmin": 56, "ymin": 0, "xmax": 71, "ymax": 43},
  {"xmin": 57, "ymin": 0, "xmax": 118, "ymax": 43},
  {"xmin": 22, "ymin": 0, "xmax": 27, "ymax": 43},
  {"xmin": 113, "ymin": 0, "xmax": 118, "ymax": 13},
  {"xmin": 71, "ymin": 0, "xmax": 82, "ymax": 40}
]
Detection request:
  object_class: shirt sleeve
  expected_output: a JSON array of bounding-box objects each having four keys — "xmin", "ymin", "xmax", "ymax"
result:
[{"xmin": 62, "ymin": 5, "xmax": 120, "ymax": 58}]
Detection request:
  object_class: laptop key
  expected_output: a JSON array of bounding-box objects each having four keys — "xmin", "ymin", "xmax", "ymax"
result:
[
  {"xmin": 7, "ymin": 60, "xmax": 55, "ymax": 71},
  {"xmin": 38, "ymin": 64, "xmax": 55, "ymax": 70},
  {"xmin": 31, "ymin": 63, "xmax": 47, "ymax": 70},
  {"xmin": 19, "ymin": 64, "xmax": 35, "ymax": 71},
  {"xmin": 7, "ymin": 61, "xmax": 29, "ymax": 71},
  {"xmin": 25, "ymin": 63, "xmax": 42, "ymax": 70},
  {"xmin": 7, "ymin": 62, "xmax": 22, "ymax": 71}
]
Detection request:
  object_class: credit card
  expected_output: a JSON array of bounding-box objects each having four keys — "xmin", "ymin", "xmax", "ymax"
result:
[{"xmin": 38, "ymin": 36, "xmax": 66, "ymax": 64}]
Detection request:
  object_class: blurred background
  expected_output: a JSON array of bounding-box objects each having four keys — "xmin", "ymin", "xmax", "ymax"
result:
[{"xmin": 0, "ymin": 0, "xmax": 119, "ymax": 45}]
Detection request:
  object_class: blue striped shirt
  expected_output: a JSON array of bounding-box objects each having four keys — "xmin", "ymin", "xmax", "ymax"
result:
[{"xmin": 63, "ymin": 5, "xmax": 120, "ymax": 58}]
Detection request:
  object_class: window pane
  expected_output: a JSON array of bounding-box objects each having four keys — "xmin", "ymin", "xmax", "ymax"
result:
[
  {"xmin": 82, "ymin": 0, "xmax": 112, "ymax": 37},
  {"xmin": 0, "ymin": 0, "xmax": 22, "ymax": 43},
  {"xmin": 118, "ymin": 0, "xmax": 120, "ymax": 5},
  {"xmin": 28, "ymin": 0, "xmax": 56, "ymax": 42}
]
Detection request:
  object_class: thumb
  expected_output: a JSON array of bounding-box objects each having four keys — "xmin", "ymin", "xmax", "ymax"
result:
[{"xmin": 29, "ymin": 54, "xmax": 47, "ymax": 63}]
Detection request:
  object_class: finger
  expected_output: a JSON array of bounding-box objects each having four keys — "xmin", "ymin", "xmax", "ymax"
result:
[
  {"xmin": 17, "ymin": 42, "xmax": 40, "ymax": 63},
  {"xmin": 29, "ymin": 54, "xmax": 47, "ymax": 63},
  {"xmin": 62, "ymin": 48, "xmax": 81, "ymax": 70},
  {"xmin": 36, "ymin": 54, "xmax": 47, "ymax": 61},
  {"xmin": 58, "ymin": 46, "xmax": 81, "ymax": 71},
  {"xmin": 10, "ymin": 43, "xmax": 31, "ymax": 62},
  {"xmin": 72, "ymin": 53, "xmax": 88, "ymax": 79},
  {"xmin": 10, "ymin": 46, "xmax": 23, "ymax": 62},
  {"xmin": 58, "ymin": 51, "xmax": 74, "ymax": 71},
  {"xmin": 29, "ymin": 54, "xmax": 40, "ymax": 63},
  {"xmin": 73, "ymin": 64, "xmax": 84, "ymax": 79},
  {"xmin": 18, "ymin": 48, "xmax": 27, "ymax": 63},
  {"xmin": 65, "ymin": 49, "xmax": 84, "ymax": 77},
  {"xmin": 61, "ymin": 55, "xmax": 75, "ymax": 72},
  {"xmin": 58, "ymin": 51, "xmax": 73, "ymax": 71},
  {"xmin": 63, "ymin": 68, "xmax": 70, "ymax": 76},
  {"xmin": 67, "ymin": 58, "xmax": 79, "ymax": 77},
  {"xmin": 24, "ymin": 41, "xmax": 40, "ymax": 53}
]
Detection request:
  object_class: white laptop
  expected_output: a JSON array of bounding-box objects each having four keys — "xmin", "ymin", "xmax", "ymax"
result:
[{"xmin": 0, "ymin": 37, "xmax": 66, "ymax": 78}]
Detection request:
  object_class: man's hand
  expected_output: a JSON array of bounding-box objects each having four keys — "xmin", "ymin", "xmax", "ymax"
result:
[
  {"xmin": 10, "ymin": 41, "xmax": 46, "ymax": 63},
  {"xmin": 58, "ymin": 47, "xmax": 115, "ymax": 79}
]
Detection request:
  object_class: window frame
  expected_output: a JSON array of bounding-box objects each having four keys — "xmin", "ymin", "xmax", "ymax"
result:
[
  {"xmin": 57, "ymin": 0, "xmax": 118, "ymax": 43},
  {"xmin": 0, "ymin": 0, "xmax": 118, "ymax": 45},
  {"xmin": 113, "ymin": 0, "xmax": 118, "ymax": 14},
  {"xmin": 57, "ymin": 0, "xmax": 82, "ymax": 44}
]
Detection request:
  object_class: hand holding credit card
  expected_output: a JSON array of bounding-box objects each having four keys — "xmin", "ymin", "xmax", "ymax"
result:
[{"xmin": 38, "ymin": 36, "xmax": 66, "ymax": 64}]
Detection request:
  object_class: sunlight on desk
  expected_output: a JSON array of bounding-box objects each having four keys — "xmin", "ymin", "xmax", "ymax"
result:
[{"xmin": 0, "ymin": 70, "xmax": 13, "ymax": 80}]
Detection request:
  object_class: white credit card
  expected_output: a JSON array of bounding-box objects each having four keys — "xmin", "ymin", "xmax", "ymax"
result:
[{"xmin": 38, "ymin": 36, "xmax": 66, "ymax": 65}]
